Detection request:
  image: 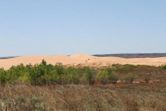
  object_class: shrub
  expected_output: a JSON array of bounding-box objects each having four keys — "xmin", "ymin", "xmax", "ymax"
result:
[
  {"xmin": 0, "ymin": 68, "xmax": 7, "ymax": 85},
  {"xmin": 0, "ymin": 60, "xmax": 165, "ymax": 86},
  {"xmin": 96, "ymin": 68, "xmax": 113, "ymax": 84},
  {"xmin": 29, "ymin": 60, "xmax": 66, "ymax": 85},
  {"xmin": 112, "ymin": 64, "xmax": 136, "ymax": 72},
  {"xmin": 160, "ymin": 65, "xmax": 166, "ymax": 70},
  {"xmin": 29, "ymin": 63, "xmax": 49, "ymax": 85},
  {"xmin": 125, "ymin": 75, "xmax": 135, "ymax": 83},
  {"xmin": 80, "ymin": 67, "xmax": 95, "ymax": 84}
]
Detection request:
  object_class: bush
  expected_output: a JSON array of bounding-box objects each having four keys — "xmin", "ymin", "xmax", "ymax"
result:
[
  {"xmin": 80, "ymin": 67, "xmax": 95, "ymax": 84},
  {"xmin": 124, "ymin": 75, "xmax": 135, "ymax": 83},
  {"xmin": 96, "ymin": 68, "xmax": 113, "ymax": 84},
  {"xmin": 160, "ymin": 65, "xmax": 166, "ymax": 70},
  {"xmin": 0, "ymin": 60, "xmax": 165, "ymax": 85},
  {"xmin": 112, "ymin": 64, "xmax": 136, "ymax": 72},
  {"xmin": 0, "ymin": 68, "xmax": 7, "ymax": 85}
]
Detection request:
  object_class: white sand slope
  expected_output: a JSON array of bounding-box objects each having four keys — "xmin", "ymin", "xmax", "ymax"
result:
[{"xmin": 0, "ymin": 54, "xmax": 166, "ymax": 69}]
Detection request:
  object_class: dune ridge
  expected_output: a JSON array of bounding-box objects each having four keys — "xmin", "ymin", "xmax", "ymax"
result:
[{"xmin": 1, "ymin": 54, "xmax": 166, "ymax": 69}]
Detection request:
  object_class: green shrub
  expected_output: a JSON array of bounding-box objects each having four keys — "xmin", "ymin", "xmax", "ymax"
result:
[
  {"xmin": 112, "ymin": 64, "xmax": 136, "ymax": 72},
  {"xmin": 0, "ymin": 68, "xmax": 7, "ymax": 85},
  {"xmin": 79, "ymin": 67, "xmax": 95, "ymax": 84},
  {"xmin": 29, "ymin": 63, "xmax": 48, "ymax": 85},
  {"xmin": 0, "ymin": 60, "xmax": 165, "ymax": 85},
  {"xmin": 29, "ymin": 60, "xmax": 65, "ymax": 85},
  {"xmin": 96, "ymin": 68, "xmax": 117, "ymax": 84},
  {"xmin": 160, "ymin": 65, "xmax": 166, "ymax": 70}
]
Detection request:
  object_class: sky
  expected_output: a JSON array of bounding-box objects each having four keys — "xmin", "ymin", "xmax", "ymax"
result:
[{"xmin": 0, "ymin": 0, "xmax": 166, "ymax": 56}]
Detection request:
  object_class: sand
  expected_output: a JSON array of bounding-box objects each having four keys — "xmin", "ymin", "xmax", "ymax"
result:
[{"xmin": 1, "ymin": 54, "xmax": 166, "ymax": 69}]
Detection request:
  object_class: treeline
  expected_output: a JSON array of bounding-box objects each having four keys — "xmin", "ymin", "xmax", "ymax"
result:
[{"xmin": 0, "ymin": 60, "xmax": 166, "ymax": 85}]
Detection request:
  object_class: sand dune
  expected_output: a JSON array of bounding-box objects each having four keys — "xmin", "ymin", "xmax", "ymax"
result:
[{"xmin": 1, "ymin": 54, "xmax": 166, "ymax": 69}]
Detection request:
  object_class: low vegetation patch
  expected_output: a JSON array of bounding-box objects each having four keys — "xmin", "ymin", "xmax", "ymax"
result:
[
  {"xmin": 0, "ymin": 60, "xmax": 166, "ymax": 85},
  {"xmin": 0, "ymin": 83, "xmax": 165, "ymax": 111},
  {"xmin": 0, "ymin": 60, "xmax": 165, "ymax": 111}
]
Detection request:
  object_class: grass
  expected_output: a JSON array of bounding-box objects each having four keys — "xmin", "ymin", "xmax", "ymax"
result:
[
  {"xmin": 0, "ymin": 60, "xmax": 166, "ymax": 110},
  {"xmin": 0, "ymin": 82, "xmax": 165, "ymax": 111}
]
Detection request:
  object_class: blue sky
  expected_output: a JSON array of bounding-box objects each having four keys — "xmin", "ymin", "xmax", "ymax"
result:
[{"xmin": 0, "ymin": 0, "xmax": 166, "ymax": 56}]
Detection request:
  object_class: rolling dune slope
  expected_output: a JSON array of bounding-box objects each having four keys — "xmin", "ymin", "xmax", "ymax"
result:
[{"xmin": 0, "ymin": 54, "xmax": 166, "ymax": 69}]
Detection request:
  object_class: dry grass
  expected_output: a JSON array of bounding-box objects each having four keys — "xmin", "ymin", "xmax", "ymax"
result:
[
  {"xmin": 0, "ymin": 82, "xmax": 165, "ymax": 111},
  {"xmin": 0, "ymin": 63, "xmax": 165, "ymax": 111}
]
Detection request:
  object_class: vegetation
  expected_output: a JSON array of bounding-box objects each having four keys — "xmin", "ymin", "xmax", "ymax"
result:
[
  {"xmin": 0, "ymin": 60, "xmax": 166, "ymax": 110},
  {"xmin": 0, "ymin": 60, "xmax": 166, "ymax": 85},
  {"xmin": 0, "ymin": 82, "xmax": 165, "ymax": 111}
]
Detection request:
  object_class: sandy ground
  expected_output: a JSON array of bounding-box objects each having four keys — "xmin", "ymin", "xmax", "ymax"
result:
[{"xmin": 1, "ymin": 54, "xmax": 166, "ymax": 69}]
